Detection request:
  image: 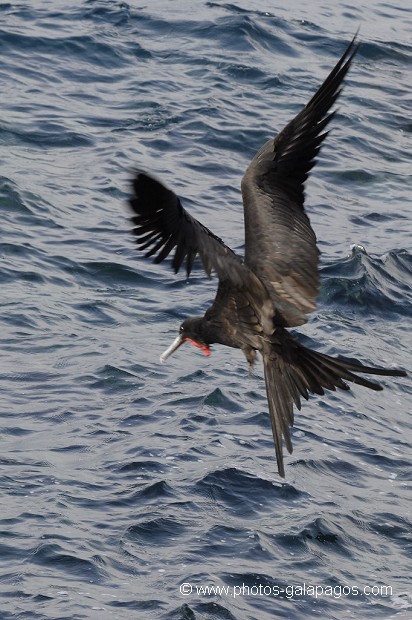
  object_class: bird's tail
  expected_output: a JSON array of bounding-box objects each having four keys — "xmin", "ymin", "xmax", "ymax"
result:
[{"xmin": 263, "ymin": 335, "xmax": 406, "ymax": 478}]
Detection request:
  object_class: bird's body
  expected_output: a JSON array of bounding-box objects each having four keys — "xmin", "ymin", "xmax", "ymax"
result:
[{"xmin": 129, "ymin": 36, "xmax": 406, "ymax": 477}]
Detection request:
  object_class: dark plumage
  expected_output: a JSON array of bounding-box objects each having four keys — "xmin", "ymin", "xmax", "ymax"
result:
[{"xmin": 128, "ymin": 36, "xmax": 407, "ymax": 477}]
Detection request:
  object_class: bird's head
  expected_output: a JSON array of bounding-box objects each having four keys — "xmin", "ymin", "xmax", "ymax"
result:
[{"xmin": 160, "ymin": 317, "xmax": 211, "ymax": 363}]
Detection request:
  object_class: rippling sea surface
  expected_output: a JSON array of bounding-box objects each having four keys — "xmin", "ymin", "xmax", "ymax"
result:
[{"xmin": 1, "ymin": 1, "xmax": 411, "ymax": 619}]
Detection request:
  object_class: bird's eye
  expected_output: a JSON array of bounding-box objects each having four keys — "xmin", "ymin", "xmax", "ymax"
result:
[{"xmin": 179, "ymin": 325, "xmax": 184, "ymax": 333}]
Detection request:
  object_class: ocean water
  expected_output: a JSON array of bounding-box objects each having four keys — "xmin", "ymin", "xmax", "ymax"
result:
[{"xmin": 0, "ymin": 1, "xmax": 411, "ymax": 619}]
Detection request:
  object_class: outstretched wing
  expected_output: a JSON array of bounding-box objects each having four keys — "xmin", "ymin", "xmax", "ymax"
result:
[
  {"xmin": 241, "ymin": 36, "xmax": 358, "ymax": 327},
  {"xmin": 129, "ymin": 172, "xmax": 238, "ymax": 278},
  {"xmin": 129, "ymin": 172, "xmax": 275, "ymax": 333}
]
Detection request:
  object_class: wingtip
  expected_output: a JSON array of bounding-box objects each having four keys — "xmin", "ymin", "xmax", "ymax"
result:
[
  {"xmin": 130, "ymin": 168, "xmax": 148, "ymax": 191},
  {"xmin": 346, "ymin": 30, "xmax": 361, "ymax": 63}
]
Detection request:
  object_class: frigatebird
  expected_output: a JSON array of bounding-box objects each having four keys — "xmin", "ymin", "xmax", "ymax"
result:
[{"xmin": 128, "ymin": 36, "xmax": 407, "ymax": 477}]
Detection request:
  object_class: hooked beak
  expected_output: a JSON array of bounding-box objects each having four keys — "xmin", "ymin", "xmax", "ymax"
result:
[
  {"xmin": 160, "ymin": 334, "xmax": 185, "ymax": 363},
  {"xmin": 160, "ymin": 334, "xmax": 211, "ymax": 363}
]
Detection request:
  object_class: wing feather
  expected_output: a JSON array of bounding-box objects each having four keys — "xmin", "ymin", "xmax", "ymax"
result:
[
  {"xmin": 129, "ymin": 171, "xmax": 238, "ymax": 278},
  {"xmin": 241, "ymin": 36, "xmax": 358, "ymax": 327},
  {"xmin": 129, "ymin": 172, "xmax": 276, "ymax": 334}
]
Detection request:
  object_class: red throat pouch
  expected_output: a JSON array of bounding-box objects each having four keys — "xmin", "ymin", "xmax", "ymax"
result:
[{"xmin": 184, "ymin": 338, "xmax": 211, "ymax": 356}]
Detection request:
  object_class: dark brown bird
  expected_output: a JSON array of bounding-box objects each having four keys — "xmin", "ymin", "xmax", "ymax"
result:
[{"xmin": 128, "ymin": 36, "xmax": 406, "ymax": 477}]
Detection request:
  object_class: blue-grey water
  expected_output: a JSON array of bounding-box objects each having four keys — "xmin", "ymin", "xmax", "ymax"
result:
[{"xmin": 1, "ymin": 1, "xmax": 411, "ymax": 619}]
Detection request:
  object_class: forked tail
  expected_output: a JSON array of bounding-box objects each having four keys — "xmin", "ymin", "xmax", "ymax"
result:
[{"xmin": 263, "ymin": 336, "xmax": 406, "ymax": 478}]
